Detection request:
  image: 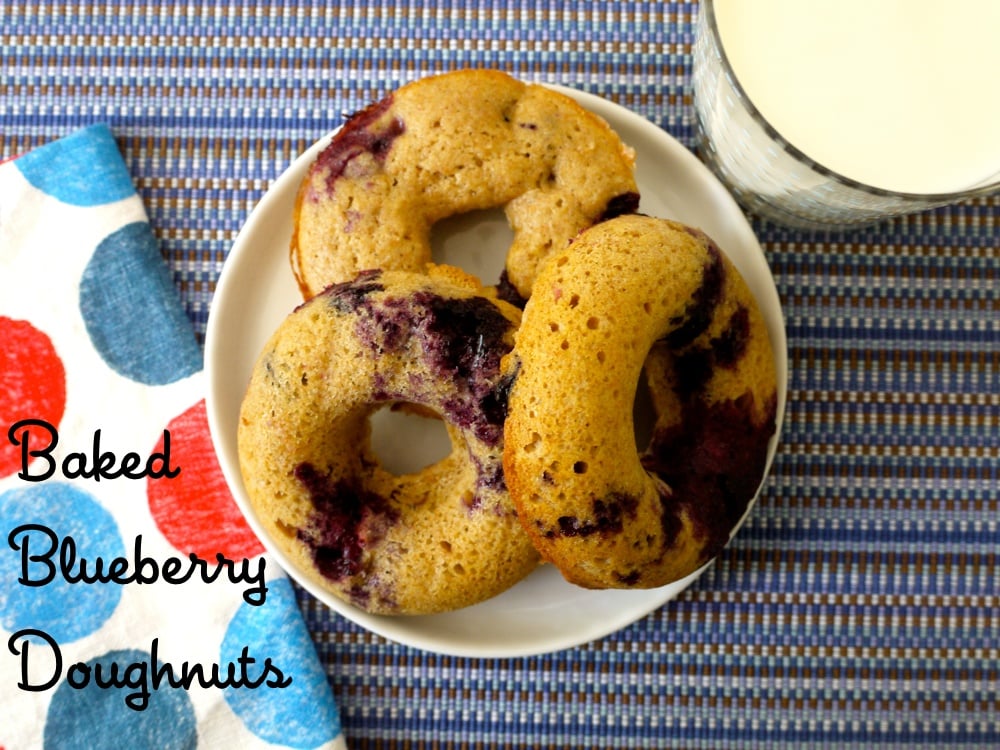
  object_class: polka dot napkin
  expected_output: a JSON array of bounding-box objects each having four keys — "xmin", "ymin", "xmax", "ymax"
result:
[{"xmin": 0, "ymin": 124, "xmax": 347, "ymax": 750}]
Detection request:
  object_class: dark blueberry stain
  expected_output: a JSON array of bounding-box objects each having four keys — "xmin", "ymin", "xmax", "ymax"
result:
[
  {"xmin": 346, "ymin": 583, "xmax": 370, "ymax": 608},
  {"xmin": 293, "ymin": 462, "xmax": 399, "ymax": 582},
  {"xmin": 420, "ymin": 293, "xmax": 517, "ymax": 445},
  {"xmin": 480, "ymin": 366, "xmax": 518, "ymax": 433},
  {"xmin": 366, "ymin": 295, "xmax": 414, "ymax": 352},
  {"xmin": 314, "ymin": 96, "xmax": 405, "ymax": 194},
  {"xmin": 656, "ymin": 482, "xmax": 684, "ymax": 552},
  {"xmin": 712, "ymin": 305, "xmax": 750, "ymax": 368},
  {"xmin": 420, "ymin": 293, "xmax": 510, "ymax": 380},
  {"xmin": 674, "ymin": 304, "xmax": 752, "ymax": 398},
  {"xmin": 440, "ymin": 394, "xmax": 479, "ymax": 435},
  {"xmin": 321, "ymin": 269, "xmax": 385, "ymax": 313},
  {"xmin": 353, "ymin": 290, "xmax": 516, "ymax": 447},
  {"xmin": 494, "ymin": 270, "xmax": 528, "ymax": 309},
  {"xmin": 664, "ymin": 243, "xmax": 725, "ymax": 350},
  {"xmin": 474, "ymin": 457, "xmax": 507, "ymax": 494},
  {"xmin": 371, "ymin": 371, "xmax": 392, "ymax": 402},
  {"xmin": 614, "ymin": 570, "xmax": 641, "ymax": 586},
  {"xmin": 348, "ymin": 576, "xmax": 396, "ymax": 610},
  {"xmin": 554, "ymin": 492, "xmax": 639, "ymax": 538},
  {"xmin": 642, "ymin": 392, "xmax": 777, "ymax": 564},
  {"xmin": 674, "ymin": 347, "xmax": 714, "ymax": 400},
  {"xmin": 597, "ymin": 191, "xmax": 641, "ymax": 222}
]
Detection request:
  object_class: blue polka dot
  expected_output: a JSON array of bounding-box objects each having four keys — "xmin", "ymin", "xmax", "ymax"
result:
[
  {"xmin": 43, "ymin": 648, "xmax": 197, "ymax": 750},
  {"xmin": 221, "ymin": 577, "xmax": 342, "ymax": 748},
  {"xmin": 79, "ymin": 221, "xmax": 203, "ymax": 385},
  {"xmin": 0, "ymin": 483, "xmax": 123, "ymax": 643},
  {"xmin": 15, "ymin": 124, "xmax": 136, "ymax": 207}
]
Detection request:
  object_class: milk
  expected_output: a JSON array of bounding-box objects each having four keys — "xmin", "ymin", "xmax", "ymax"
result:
[{"xmin": 712, "ymin": 0, "xmax": 1000, "ymax": 195}]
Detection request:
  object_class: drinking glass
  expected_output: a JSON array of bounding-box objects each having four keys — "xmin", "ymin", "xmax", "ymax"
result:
[{"xmin": 691, "ymin": 0, "xmax": 1000, "ymax": 231}]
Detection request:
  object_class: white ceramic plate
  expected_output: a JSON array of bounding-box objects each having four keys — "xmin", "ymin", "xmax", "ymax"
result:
[{"xmin": 205, "ymin": 85, "xmax": 788, "ymax": 659}]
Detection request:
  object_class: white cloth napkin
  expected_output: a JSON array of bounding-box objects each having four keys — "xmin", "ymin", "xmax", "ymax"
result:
[{"xmin": 0, "ymin": 124, "xmax": 347, "ymax": 750}]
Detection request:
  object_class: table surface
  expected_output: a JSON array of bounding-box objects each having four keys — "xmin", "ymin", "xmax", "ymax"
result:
[{"xmin": 3, "ymin": 1, "xmax": 996, "ymax": 747}]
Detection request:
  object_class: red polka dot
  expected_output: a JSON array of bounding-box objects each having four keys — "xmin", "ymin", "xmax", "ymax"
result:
[
  {"xmin": 148, "ymin": 399, "xmax": 264, "ymax": 560},
  {"xmin": 0, "ymin": 317, "xmax": 67, "ymax": 479}
]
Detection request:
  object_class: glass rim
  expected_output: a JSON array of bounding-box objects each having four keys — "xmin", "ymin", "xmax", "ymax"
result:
[{"xmin": 700, "ymin": 0, "xmax": 1000, "ymax": 204}]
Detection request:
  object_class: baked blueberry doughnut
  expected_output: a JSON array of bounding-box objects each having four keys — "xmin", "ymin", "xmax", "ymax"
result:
[
  {"xmin": 238, "ymin": 265, "xmax": 538, "ymax": 614},
  {"xmin": 291, "ymin": 68, "xmax": 639, "ymax": 302},
  {"xmin": 502, "ymin": 215, "xmax": 778, "ymax": 589}
]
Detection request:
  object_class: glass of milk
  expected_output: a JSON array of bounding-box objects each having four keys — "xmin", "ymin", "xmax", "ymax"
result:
[{"xmin": 692, "ymin": 0, "xmax": 1000, "ymax": 230}]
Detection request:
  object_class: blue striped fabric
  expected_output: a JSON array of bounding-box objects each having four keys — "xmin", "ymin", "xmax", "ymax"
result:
[{"xmin": 3, "ymin": 1, "xmax": 996, "ymax": 747}]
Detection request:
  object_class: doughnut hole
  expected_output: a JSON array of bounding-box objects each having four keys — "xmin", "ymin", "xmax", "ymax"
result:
[
  {"xmin": 431, "ymin": 206, "xmax": 513, "ymax": 286},
  {"xmin": 369, "ymin": 403, "xmax": 453, "ymax": 475},
  {"xmin": 632, "ymin": 375, "xmax": 656, "ymax": 456}
]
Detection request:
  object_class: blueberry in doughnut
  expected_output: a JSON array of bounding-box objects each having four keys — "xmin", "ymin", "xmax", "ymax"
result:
[
  {"xmin": 238, "ymin": 265, "xmax": 539, "ymax": 614},
  {"xmin": 502, "ymin": 215, "xmax": 779, "ymax": 589},
  {"xmin": 291, "ymin": 69, "xmax": 639, "ymax": 302}
]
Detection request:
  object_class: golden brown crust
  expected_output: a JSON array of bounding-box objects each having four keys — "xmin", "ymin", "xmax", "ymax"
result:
[
  {"xmin": 291, "ymin": 69, "xmax": 638, "ymax": 300},
  {"xmin": 238, "ymin": 266, "xmax": 538, "ymax": 614},
  {"xmin": 502, "ymin": 215, "xmax": 778, "ymax": 589}
]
